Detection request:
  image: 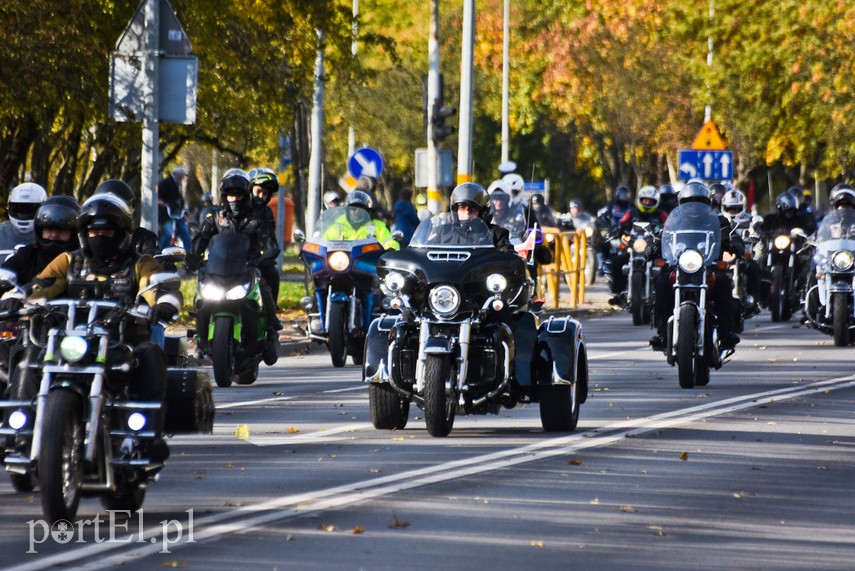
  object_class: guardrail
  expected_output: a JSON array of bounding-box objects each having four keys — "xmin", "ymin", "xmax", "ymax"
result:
[{"xmin": 536, "ymin": 228, "xmax": 587, "ymax": 308}]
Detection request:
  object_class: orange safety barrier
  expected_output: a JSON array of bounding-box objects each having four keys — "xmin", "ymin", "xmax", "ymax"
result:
[{"xmin": 536, "ymin": 228, "xmax": 587, "ymax": 309}]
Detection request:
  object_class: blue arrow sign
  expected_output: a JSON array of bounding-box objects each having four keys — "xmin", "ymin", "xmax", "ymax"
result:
[
  {"xmin": 347, "ymin": 147, "xmax": 384, "ymax": 179},
  {"xmin": 678, "ymin": 150, "xmax": 733, "ymax": 181}
]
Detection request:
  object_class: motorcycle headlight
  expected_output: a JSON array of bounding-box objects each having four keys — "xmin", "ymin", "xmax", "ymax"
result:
[
  {"xmin": 831, "ymin": 251, "xmax": 854, "ymax": 272},
  {"xmin": 328, "ymin": 251, "xmax": 350, "ymax": 272},
  {"xmin": 773, "ymin": 235, "xmax": 791, "ymax": 250},
  {"xmin": 59, "ymin": 335, "xmax": 88, "ymax": 363},
  {"xmin": 201, "ymin": 283, "xmax": 226, "ymax": 301},
  {"xmin": 225, "ymin": 281, "xmax": 251, "ymax": 300},
  {"xmin": 429, "ymin": 285, "xmax": 461, "ymax": 316},
  {"xmin": 383, "ymin": 272, "xmax": 406, "ymax": 293},
  {"xmin": 127, "ymin": 412, "xmax": 147, "ymax": 431},
  {"xmin": 486, "ymin": 273, "xmax": 508, "ymax": 293},
  {"xmin": 677, "ymin": 250, "xmax": 704, "ymax": 274},
  {"xmin": 8, "ymin": 410, "xmax": 27, "ymax": 430},
  {"xmin": 632, "ymin": 238, "xmax": 648, "ymax": 253},
  {"xmin": 584, "ymin": 226, "xmax": 594, "ymax": 237}
]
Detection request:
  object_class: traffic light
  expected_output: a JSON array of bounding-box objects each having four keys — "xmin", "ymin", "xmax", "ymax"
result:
[{"xmin": 431, "ymin": 100, "xmax": 456, "ymax": 144}]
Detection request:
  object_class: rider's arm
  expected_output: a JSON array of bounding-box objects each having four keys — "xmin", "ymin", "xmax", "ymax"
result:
[
  {"xmin": 372, "ymin": 220, "xmax": 400, "ymax": 251},
  {"xmin": 254, "ymin": 211, "xmax": 281, "ymax": 262},
  {"xmin": 30, "ymin": 252, "xmax": 73, "ymax": 299},
  {"xmin": 186, "ymin": 211, "xmax": 217, "ymax": 269}
]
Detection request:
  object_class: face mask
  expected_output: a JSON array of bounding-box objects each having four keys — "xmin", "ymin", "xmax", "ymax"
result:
[
  {"xmin": 88, "ymin": 235, "xmax": 119, "ymax": 261},
  {"xmin": 227, "ymin": 198, "xmax": 246, "ymax": 216}
]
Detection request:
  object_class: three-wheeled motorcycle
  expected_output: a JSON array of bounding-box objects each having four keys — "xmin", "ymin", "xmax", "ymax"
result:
[{"xmin": 363, "ymin": 213, "xmax": 588, "ymax": 437}]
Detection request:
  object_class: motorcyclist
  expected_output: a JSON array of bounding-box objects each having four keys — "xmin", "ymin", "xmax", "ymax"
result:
[
  {"xmin": 596, "ymin": 185, "xmax": 632, "ymax": 278},
  {"xmin": 1, "ymin": 195, "xmax": 80, "ymax": 287},
  {"xmin": 721, "ymin": 187, "xmax": 762, "ymax": 313},
  {"xmin": 323, "ymin": 191, "xmax": 342, "ymax": 210},
  {"xmin": 248, "ymin": 167, "xmax": 283, "ymax": 302},
  {"xmin": 323, "ymin": 190, "xmax": 401, "ymax": 251},
  {"xmin": 196, "ymin": 192, "xmax": 217, "ymax": 227},
  {"xmin": 829, "ymin": 184, "xmax": 855, "ymax": 211},
  {"xmin": 1, "ymin": 194, "xmax": 182, "ymax": 460},
  {"xmin": 759, "ymin": 191, "xmax": 816, "ymax": 296},
  {"xmin": 502, "ymin": 173, "xmax": 527, "ymax": 206},
  {"xmin": 187, "ymin": 168, "xmax": 281, "ymax": 365},
  {"xmin": 649, "ymin": 181, "xmax": 743, "ymax": 352},
  {"xmin": 0, "ymin": 182, "xmax": 47, "ymax": 252},
  {"xmin": 431, "ymin": 183, "xmax": 514, "ymax": 252},
  {"xmin": 709, "ymin": 182, "xmax": 728, "ymax": 212},
  {"xmin": 658, "ymin": 184, "xmax": 679, "ymax": 214},
  {"xmin": 607, "ymin": 185, "xmax": 667, "ymax": 305},
  {"xmin": 530, "ymin": 193, "xmax": 559, "ymax": 228},
  {"xmin": 93, "ymin": 179, "xmax": 159, "ymax": 256}
]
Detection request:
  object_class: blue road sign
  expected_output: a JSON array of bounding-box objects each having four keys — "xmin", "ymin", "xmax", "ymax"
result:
[
  {"xmin": 524, "ymin": 180, "xmax": 546, "ymax": 192},
  {"xmin": 678, "ymin": 149, "xmax": 734, "ymax": 181},
  {"xmin": 348, "ymin": 147, "xmax": 384, "ymax": 179}
]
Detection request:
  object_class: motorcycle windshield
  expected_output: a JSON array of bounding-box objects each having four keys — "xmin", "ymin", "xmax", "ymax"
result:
[
  {"xmin": 661, "ymin": 202, "xmax": 722, "ymax": 265},
  {"xmin": 816, "ymin": 209, "xmax": 855, "ymax": 255},
  {"xmin": 312, "ymin": 205, "xmax": 372, "ymax": 240},
  {"xmin": 409, "ymin": 213, "xmax": 494, "ymax": 248},
  {"xmin": 490, "ymin": 203, "xmax": 528, "ymax": 238},
  {"xmin": 206, "ymin": 232, "xmax": 251, "ymax": 276}
]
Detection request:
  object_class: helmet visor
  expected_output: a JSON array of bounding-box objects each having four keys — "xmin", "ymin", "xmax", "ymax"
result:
[{"xmin": 9, "ymin": 203, "xmax": 39, "ymax": 220}]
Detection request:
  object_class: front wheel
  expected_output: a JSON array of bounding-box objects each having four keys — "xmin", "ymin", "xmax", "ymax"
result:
[
  {"xmin": 630, "ymin": 271, "xmax": 644, "ymax": 326},
  {"xmin": 423, "ymin": 355, "xmax": 455, "ymax": 437},
  {"xmin": 369, "ymin": 384, "xmax": 410, "ymax": 430},
  {"xmin": 39, "ymin": 390, "xmax": 84, "ymax": 523},
  {"xmin": 769, "ymin": 266, "xmax": 784, "ymax": 322},
  {"xmin": 539, "ymin": 353, "xmax": 584, "ymax": 432},
  {"xmin": 677, "ymin": 304, "xmax": 698, "ymax": 389},
  {"xmin": 832, "ymin": 292, "xmax": 850, "ymax": 347},
  {"xmin": 328, "ymin": 302, "xmax": 348, "ymax": 368},
  {"xmin": 212, "ymin": 316, "xmax": 235, "ymax": 387}
]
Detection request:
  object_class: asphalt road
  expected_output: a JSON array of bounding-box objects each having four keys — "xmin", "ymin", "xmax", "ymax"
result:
[{"xmin": 1, "ymin": 298, "xmax": 854, "ymax": 570}]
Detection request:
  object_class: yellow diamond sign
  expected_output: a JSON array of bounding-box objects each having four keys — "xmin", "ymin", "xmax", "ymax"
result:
[{"xmin": 691, "ymin": 120, "xmax": 728, "ymax": 150}]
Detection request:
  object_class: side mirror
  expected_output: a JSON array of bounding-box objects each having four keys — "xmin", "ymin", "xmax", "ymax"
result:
[
  {"xmin": 155, "ymin": 246, "xmax": 186, "ymax": 264},
  {"xmin": 149, "ymin": 272, "xmax": 182, "ymax": 288},
  {"xmin": 0, "ymin": 268, "xmax": 17, "ymax": 290},
  {"xmin": 790, "ymin": 227, "xmax": 806, "ymax": 239},
  {"xmin": 293, "ymin": 229, "xmax": 306, "ymax": 243},
  {"xmin": 391, "ymin": 230, "xmax": 404, "ymax": 242}
]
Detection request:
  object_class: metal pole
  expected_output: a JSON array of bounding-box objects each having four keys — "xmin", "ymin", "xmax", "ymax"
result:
[
  {"xmin": 211, "ymin": 149, "xmax": 219, "ymax": 203},
  {"xmin": 141, "ymin": 0, "xmax": 160, "ymax": 232},
  {"xmin": 426, "ymin": 0, "xmax": 442, "ymax": 215},
  {"xmin": 306, "ymin": 28, "xmax": 325, "ymax": 237},
  {"xmin": 704, "ymin": 0, "xmax": 714, "ymax": 123},
  {"xmin": 500, "ymin": 0, "xmax": 510, "ymax": 164},
  {"xmin": 348, "ymin": 0, "xmax": 358, "ymax": 158},
  {"xmin": 456, "ymin": 0, "xmax": 475, "ymax": 184}
]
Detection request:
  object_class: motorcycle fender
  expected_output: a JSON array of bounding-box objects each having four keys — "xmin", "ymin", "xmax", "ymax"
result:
[
  {"xmin": 536, "ymin": 316, "xmax": 582, "ymax": 385},
  {"xmin": 363, "ymin": 316, "xmax": 399, "ymax": 382},
  {"xmin": 329, "ymin": 292, "xmax": 349, "ymax": 303},
  {"xmin": 423, "ymin": 336, "xmax": 455, "ymax": 355},
  {"xmin": 829, "ymin": 281, "xmax": 853, "ymax": 294},
  {"xmin": 513, "ymin": 312, "xmax": 538, "ymax": 387},
  {"xmin": 207, "ymin": 313, "xmax": 241, "ymax": 343}
]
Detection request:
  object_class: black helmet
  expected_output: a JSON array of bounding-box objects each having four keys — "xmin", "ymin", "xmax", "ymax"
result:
[
  {"xmin": 450, "ymin": 182, "xmax": 489, "ymax": 218},
  {"xmin": 614, "ymin": 186, "xmax": 630, "ymax": 204},
  {"xmin": 678, "ymin": 181, "xmax": 711, "ymax": 205},
  {"xmin": 248, "ymin": 167, "xmax": 278, "ymax": 205},
  {"xmin": 708, "ymin": 182, "xmax": 727, "ymax": 209},
  {"xmin": 830, "ymin": 184, "xmax": 855, "ymax": 209},
  {"xmin": 35, "ymin": 195, "xmax": 80, "ymax": 254},
  {"xmin": 786, "ymin": 185, "xmax": 803, "ymax": 201},
  {"xmin": 94, "ymin": 179, "xmax": 136, "ymax": 210},
  {"xmin": 346, "ymin": 190, "xmax": 373, "ymax": 212},
  {"xmin": 775, "ymin": 192, "xmax": 798, "ymax": 216},
  {"xmin": 219, "ymin": 168, "xmax": 251, "ymax": 217},
  {"xmin": 568, "ymin": 199, "xmax": 583, "ymax": 210},
  {"xmin": 78, "ymin": 194, "xmax": 134, "ymax": 267},
  {"xmin": 530, "ymin": 193, "xmax": 546, "ymax": 207},
  {"xmin": 201, "ymin": 192, "xmax": 213, "ymax": 204}
]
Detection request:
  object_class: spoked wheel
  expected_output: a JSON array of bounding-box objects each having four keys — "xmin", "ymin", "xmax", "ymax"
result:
[
  {"xmin": 369, "ymin": 383, "xmax": 410, "ymax": 430},
  {"xmin": 677, "ymin": 304, "xmax": 698, "ymax": 389},
  {"xmin": 423, "ymin": 355, "xmax": 455, "ymax": 437},
  {"xmin": 39, "ymin": 390, "xmax": 84, "ymax": 523},
  {"xmin": 630, "ymin": 272, "xmax": 644, "ymax": 325},
  {"xmin": 832, "ymin": 292, "xmax": 850, "ymax": 347},
  {"xmin": 328, "ymin": 302, "xmax": 348, "ymax": 368},
  {"xmin": 212, "ymin": 316, "xmax": 235, "ymax": 387}
]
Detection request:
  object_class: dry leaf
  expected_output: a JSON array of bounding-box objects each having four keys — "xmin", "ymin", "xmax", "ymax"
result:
[
  {"xmin": 531, "ymin": 540, "xmax": 545, "ymax": 547},
  {"xmin": 568, "ymin": 458, "xmax": 582, "ymax": 466},
  {"xmin": 234, "ymin": 424, "xmax": 250, "ymax": 440},
  {"xmin": 163, "ymin": 562, "xmax": 187, "ymax": 569},
  {"xmin": 389, "ymin": 515, "xmax": 410, "ymax": 529},
  {"xmin": 328, "ymin": 454, "xmax": 337, "ymax": 458},
  {"xmin": 620, "ymin": 506, "xmax": 636, "ymax": 512},
  {"xmin": 351, "ymin": 525, "xmax": 365, "ymax": 535},
  {"xmin": 369, "ymin": 468, "xmax": 380, "ymax": 473},
  {"xmin": 733, "ymin": 493, "xmax": 742, "ymax": 499},
  {"xmin": 590, "ymin": 498, "xmax": 600, "ymax": 505},
  {"xmin": 679, "ymin": 451, "xmax": 689, "ymax": 461},
  {"xmin": 223, "ymin": 463, "xmax": 234, "ymax": 469},
  {"xmin": 288, "ymin": 426, "xmax": 300, "ymax": 434},
  {"xmin": 392, "ymin": 436, "xmax": 404, "ymax": 441},
  {"xmin": 318, "ymin": 524, "xmax": 337, "ymax": 532},
  {"xmin": 648, "ymin": 525, "xmax": 666, "ymax": 537}
]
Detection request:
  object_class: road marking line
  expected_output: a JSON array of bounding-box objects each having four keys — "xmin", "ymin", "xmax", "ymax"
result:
[
  {"xmin": 216, "ymin": 396, "xmax": 294, "ymax": 410},
  {"xmin": 21, "ymin": 374, "xmax": 855, "ymax": 571},
  {"xmin": 323, "ymin": 385, "xmax": 367, "ymax": 393}
]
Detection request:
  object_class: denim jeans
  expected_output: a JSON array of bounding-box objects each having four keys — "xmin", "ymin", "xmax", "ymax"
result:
[{"xmin": 160, "ymin": 218, "xmax": 193, "ymax": 249}]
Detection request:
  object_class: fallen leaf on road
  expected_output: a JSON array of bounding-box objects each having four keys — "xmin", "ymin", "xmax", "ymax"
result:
[
  {"xmin": 288, "ymin": 426, "xmax": 300, "ymax": 433},
  {"xmin": 389, "ymin": 515, "xmax": 410, "ymax": 529},
  {"xmin": 392, "ymin": 436, "xmax": 404, "ymax": 441},
  {"xmin": 531, "ymin": 540, "xmax": 545, "ymax": 547},
  {"xmin": 568, "ymin": 458, "xmax": 582, "ymax": 466},
  {"xmin": 648, "ymin": 525, "xmax": 666, "ymax": 537},
  {"xmin": 590, "ymin": 498, "xmax": 600, "ymax": 505},
  {"xmin": 620, "ymin": 506, "xmax": 636, "ymax": 512},
  {"xmin": 163, "ymin": 561, "xmax": 187, "ymax": 568},
  {"xmin": 234, "ymin": 424, "xmax": 249, "ymax": 440},
  {"xmin": 351, "ymin": 525, "xmax": 365, "ymax": 534},
  {"xmin": 318, "ymin": 524, "xmax": 337, "ymax": 532},
  {"xmin": 679, "ymin": 452, "xmax": 689, "ymax": 461}
]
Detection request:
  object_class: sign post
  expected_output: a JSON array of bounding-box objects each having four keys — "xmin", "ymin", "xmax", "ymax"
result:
[{"xmin": 677, "ymin": 120, "xmax": 733, "ymax": 182}]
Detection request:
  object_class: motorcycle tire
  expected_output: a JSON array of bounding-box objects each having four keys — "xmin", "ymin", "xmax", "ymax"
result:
[
  {"xmin": 9, "ymin": 471, "xmax": 37, "ymax": 493},
  {"xmin": 212, "ymin": 316, "xmax": 235, "ymax": 388},
  {"xmin": 100, "ymin": 484, "xmax": 146, "ymax": 513},
  {"xmin": 368, "ymin": 383, "xmax": 410, "ymax": 430},
  {"xmin": 585, "ymin": 251, "xmax": 597, "ymax": 286},
  {"xmin": 769, "ymin": 266, "xmax": 784, "ymax": 322},
  {"xmin": 350, "ymin": 336, "xmax": 365, "ymax": 366},
  {"xmin": 677, "ymin": 304, "xmax": 698, "ymax": 389},
  {"xmin": 630, "ymin": 272, "xmax": 644, "ymax": 326},
  {"xmin": 832, "ymin": 292, "xmax": 850, "ymax": 347},
  {"xmin": 39, "ymin": 390, "xmax": 84, "ymax": 523},
  {"xmin": 328, "ymin": 302, "xmax": 348, "ymax": 368},
  {"xmin": 423, "ymin": 354, "xmax": 455, "ymax": 437},
  {"xmin": 539, "ymin": 353, "xmax": 584, "ymax": 432},
  {"xmin": 234, "ymin": 362, "xmax": 258, "ymax": 386}
]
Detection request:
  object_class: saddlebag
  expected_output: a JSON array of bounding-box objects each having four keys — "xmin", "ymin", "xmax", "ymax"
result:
[
  {"xmin": 164, "ymin": 368, "xmax": 215, "ymax": 434},
  {"xmin": 363, "ymin": 316, "xmax": 399, "ymax": 382},
  {"xmin": 536, "ymin": 316, "xmax": 582, "ymax": 386}
]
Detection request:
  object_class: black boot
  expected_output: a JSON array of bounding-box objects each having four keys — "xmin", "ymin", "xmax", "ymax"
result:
[{"xmin": 263, "ymin": 328, "xmax": 279, "ymax": 366}]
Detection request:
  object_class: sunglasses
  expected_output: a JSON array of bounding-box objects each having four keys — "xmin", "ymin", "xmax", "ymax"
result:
[{"xmin": 456, "ymin": 203, "xmax": 479, "ymax": 212}]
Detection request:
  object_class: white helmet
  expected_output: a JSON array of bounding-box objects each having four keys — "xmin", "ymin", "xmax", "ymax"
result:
[
  {"xmin": 323, "ymin": 191, "xmax": 341, "ymax": 208},
  {"xmin": 502, "ymin": 173, "xmax": 525, "ymax": 195},
  {"xmin": 8, "ymin": 182, "xmax": 48, "ymax": 234},
  {"xmin": 721, "ymin": 189, "xmax": 747, "ymax": 221},
  {"xmin": 487, "ymin": 179, "xmax": 509, "ymax": 194}
]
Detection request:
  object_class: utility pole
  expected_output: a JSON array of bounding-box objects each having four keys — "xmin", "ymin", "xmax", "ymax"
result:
[
  {"xmin": 306, "ymin": 29, "xmax": 325, "ymax": 237},
  {"xmin": 704, "ymin": 0, "xmax": 714, "ymax": 122},
  {"xmin": 500, "ymin": 0, "xmax": 510, "ymax": 164},
  {"xmin": 348, "ymin": 0, "xmax": 358, "ymax": 158},
  {"xmin": 456, "ymin": 0, "xmax": 475, "ymax": 184},
  {"xmin": 141, "ymin": 0, "xmax": 159, "ymax": 232},
  {"xmin": 426, "ymin": 0, "xmax": 442, "ymax": 214}
]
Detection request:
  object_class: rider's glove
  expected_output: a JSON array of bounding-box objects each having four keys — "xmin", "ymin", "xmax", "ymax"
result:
[
  {"xmin": 185, "ymin": 254, "xmax": 201, "ymax": 272},
  {"xmin": 151, "ymin": 303, "xmax": 178, "ymax": 323},
  {"xmin": 0, "ymin": 298, "xmax": 24, "ymax": 315}
]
